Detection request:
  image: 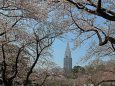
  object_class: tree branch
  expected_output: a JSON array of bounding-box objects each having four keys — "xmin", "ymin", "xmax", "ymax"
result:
[
  {"xmin": 1, "ymin": 44, "xmax": 7, "ymax": 84},
  {"xmin": 24, "ymin": 37, "xmax": 54, "ymax": 85},
  {"xmin": 69, "ymin": 9, "xmax": 106, "ymax": 46},
  {"xmin": 96, "ymin": 80, "xmax": 115, "ymax": 86},
  {"xmin": 8, "ymin": 46, "xmax": 23, "ymax": 80},
  {"xmin": 66, "ymin": 0, "xmax": 115, "ymax": 21},
  {"xmin": 39, "ymin": 73, "xmax": 49, "ymax": 86},
  {"xmin": 97, "ymin": 0, "xmax": 101, "ymax": 12}
]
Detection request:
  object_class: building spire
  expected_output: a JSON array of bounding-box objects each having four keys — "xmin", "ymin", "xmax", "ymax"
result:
[
  {"xmin": 64, "ymin": 41, "xmax": 72, "ymax": 77},
  {"xmin": 65, "ymin": 41, "xmax": 71, "ymax": 58}
]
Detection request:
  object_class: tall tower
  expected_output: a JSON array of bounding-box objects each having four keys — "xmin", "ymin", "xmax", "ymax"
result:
[{"xmin": 64, "ymin": 42, "xmax": 72, "ymax": 77}]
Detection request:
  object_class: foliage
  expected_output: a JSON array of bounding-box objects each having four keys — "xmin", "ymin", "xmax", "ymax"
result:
[
  {"xmin": 72, "ymin": 65, "xmax": 85, "ymax": 73},
  {"xmin": 0, "ymin": 0, "xmax": 61, "ymax": 86},
  {"xmin": 53, "ymin": 0, "xmax": 115, "ymax": 59}
]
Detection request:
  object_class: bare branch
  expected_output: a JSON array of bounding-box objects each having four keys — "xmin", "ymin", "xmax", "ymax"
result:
[
  {"xmin": 97, "ymin": 0, "xmax": 101, "ymax": 12},
  {"xmin": 66, "ymin": 0, "xmax": 115, "ymax": 21}
]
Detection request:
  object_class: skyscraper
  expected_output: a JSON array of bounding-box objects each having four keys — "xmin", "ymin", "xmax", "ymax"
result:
[{"xmin": 64, "ymin": 42, "xmax": 72, "ymax": 77}]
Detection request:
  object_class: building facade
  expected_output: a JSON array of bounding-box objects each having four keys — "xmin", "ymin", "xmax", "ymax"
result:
[{"xmin": 64, "ymin": 42, "xmax": 72, "ymax": 77}]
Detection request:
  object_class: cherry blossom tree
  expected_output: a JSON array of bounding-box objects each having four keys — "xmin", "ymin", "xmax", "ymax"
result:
[{"xmin": 0, "ymin": 1, "xmax": 61, "ymax": 86}]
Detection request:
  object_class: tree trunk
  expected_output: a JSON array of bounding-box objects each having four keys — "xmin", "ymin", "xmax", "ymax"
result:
[{"xmin": 3, "ymin": 80, "xmax": 13, "ymax": 86}]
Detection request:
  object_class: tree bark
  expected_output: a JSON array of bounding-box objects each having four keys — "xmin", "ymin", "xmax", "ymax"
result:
[{"xmin": 3, "ymin": 80, "xmax": 13, "ymax": 86}]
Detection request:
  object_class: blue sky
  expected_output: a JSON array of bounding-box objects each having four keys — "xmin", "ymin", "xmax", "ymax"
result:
[
  {"xmin": 52, "ymin": 33, "xmax": 89, "ymax": 68},
  {"xmin": 50, "ymin": 7, "xmax": 105, "ymax": 68}
]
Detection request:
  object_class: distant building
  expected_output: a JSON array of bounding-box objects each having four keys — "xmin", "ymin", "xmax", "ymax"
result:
[{"xmin": 64, "ymin": 42, "xmax": 72, "ymax": 77}]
